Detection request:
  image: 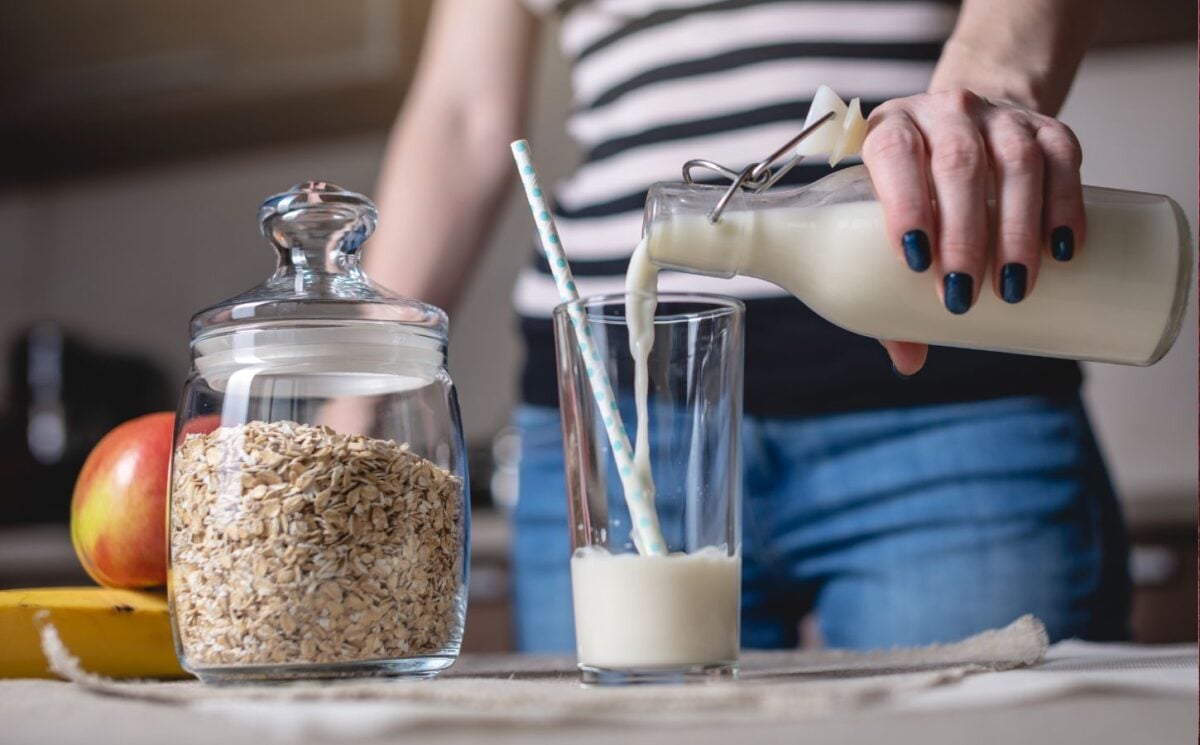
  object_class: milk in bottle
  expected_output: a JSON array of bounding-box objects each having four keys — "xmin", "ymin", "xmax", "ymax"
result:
[{"xmin": 642, "ymin": 165, "xmax": 1193, "ymax": 365}]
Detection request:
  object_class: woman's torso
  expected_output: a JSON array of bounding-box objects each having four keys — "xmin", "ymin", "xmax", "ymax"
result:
[{"xmin": 516, "ymin": 0, "xmax": 1082, "ymax": 415}]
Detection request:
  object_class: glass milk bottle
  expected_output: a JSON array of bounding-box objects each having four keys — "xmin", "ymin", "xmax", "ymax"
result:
[{"xmin": 641, "ymin": 165, "xmax": 1193, "ymax": 365}]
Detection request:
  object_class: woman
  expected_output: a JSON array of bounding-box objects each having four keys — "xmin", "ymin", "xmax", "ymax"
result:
[{"xmin": 367, "ymin": 0, "xmax": 1130, "ymax": 651}]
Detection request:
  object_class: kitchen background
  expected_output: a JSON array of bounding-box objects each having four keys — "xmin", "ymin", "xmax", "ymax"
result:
[{"xmin": 0, "ymin": 0, "xmax": 1195, "ymax": 650}]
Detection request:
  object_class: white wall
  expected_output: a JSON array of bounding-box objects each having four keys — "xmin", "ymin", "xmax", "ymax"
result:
[
  {"xmin": 0, "ymin": 32, "xmax": 573, "ymax": 447},
  {"xmin": 0, "ymin": 38, "xmax": 1194, "ymax": 505},
  {"xmin": 1061, "ymin": 45, "xmax": 1198, "ymax": 501}
]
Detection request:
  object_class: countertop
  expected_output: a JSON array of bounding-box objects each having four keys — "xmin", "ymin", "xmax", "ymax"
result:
[{"xmin": 2, "ymin": 641, "xmax": 1194, "ymax": 745}]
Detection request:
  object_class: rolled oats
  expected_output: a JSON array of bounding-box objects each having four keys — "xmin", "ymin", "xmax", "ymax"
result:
[{"xmin": 170, "ymin": 420, "xmax": 465, "ymax": 669}]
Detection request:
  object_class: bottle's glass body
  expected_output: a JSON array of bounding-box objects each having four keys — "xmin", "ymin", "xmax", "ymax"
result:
[{"xmin": 643, "ymin": 166, "xmax": 1193, "ymax": 365}]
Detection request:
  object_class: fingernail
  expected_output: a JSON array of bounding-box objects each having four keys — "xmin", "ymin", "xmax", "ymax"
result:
[
  {"xmin": 1051, "ymin": 226, "xmax": 1074, "ymax": 261},
  {"xmin": 1001, "ymin": 263, "xmax": 1027, "ymax": 303},
  {"xmin": 891, "ymin": 363, "xmax": 912, "ymax": 380},
  {"xmin": 901, "ymin": 230, "xmax": 932, "ymax": 272},
  {"xmin": 943, "ymin": 273, "xmax": 973, "ymax": 315}
]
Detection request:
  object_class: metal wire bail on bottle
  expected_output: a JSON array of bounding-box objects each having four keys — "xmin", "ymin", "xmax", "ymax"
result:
[{"xmin": 681, "ymin": 110, "xmax": 836, "ymax": 224}]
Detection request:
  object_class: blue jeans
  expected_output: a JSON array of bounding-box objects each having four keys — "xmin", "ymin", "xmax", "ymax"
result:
[{"xmin": 510, "ymin": 394, "xmax": 1131, "ymax": 651}]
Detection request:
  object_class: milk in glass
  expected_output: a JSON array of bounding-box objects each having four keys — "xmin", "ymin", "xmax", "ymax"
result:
[{"xmin": 571, "ymin": 547, "xmax": 740, "ymax": 669}]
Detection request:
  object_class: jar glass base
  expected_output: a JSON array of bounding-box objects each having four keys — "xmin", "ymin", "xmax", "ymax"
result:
[
  {"xmin": 188, "ymin": 654, "xmax": 458, "ymax": 684},
  {"xmin": 578, "ymin": 661, "xmax": 737, "ymax": 686}
]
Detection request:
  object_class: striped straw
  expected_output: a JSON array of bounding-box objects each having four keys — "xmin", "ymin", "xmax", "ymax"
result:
[{"xmin": 510, "ymin": 139, "xmax": 667, "ymax": 556}]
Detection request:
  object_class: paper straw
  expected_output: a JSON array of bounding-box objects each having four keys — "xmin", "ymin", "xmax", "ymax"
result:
[{"xmin": 510, "ymin": 139, "xmax": 666, "ymax": 556}]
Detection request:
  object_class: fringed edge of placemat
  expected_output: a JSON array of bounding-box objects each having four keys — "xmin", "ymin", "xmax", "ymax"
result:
[{"xmin": 37, "ymin": 613, "xmax": 1050, "ymax": 726}]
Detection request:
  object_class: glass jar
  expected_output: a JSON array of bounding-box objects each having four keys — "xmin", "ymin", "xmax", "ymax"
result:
[{"xmin": 168, "ymin": 182, "xmax": 469, "ymax": 683}]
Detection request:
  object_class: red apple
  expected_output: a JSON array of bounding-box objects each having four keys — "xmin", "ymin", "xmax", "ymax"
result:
[
  {"xmin": 178, "ymin": 413, "xmax": 221, "ymax": 439},
  {"xmin": 71, "ymin": 412, "xmax": 176, "ymax": 589}
]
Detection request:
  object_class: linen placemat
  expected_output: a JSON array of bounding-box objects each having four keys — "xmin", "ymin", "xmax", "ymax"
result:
[{"xmin": 37, "ymin": 614, "xmax": 1049, "ymax": 728}]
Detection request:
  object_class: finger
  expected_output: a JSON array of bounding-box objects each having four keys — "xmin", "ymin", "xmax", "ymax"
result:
[
  {"xmin": 984, "ymin": 114, "xmax": 1043, "ymax": 303},
  {"xmin": 917, "ymin": 90, "xmax": 990, "ymax": 314},
  {"xmin": 861, "ymin": 107, "xmax": 936, "ymax": 273},
  {"xmin": 879, "ymin": 339, "xmax": 929, "ymax": 376},
  {"xmin": 1036, "ymin": 120, "xmax": 1085, "ymax": 262}
]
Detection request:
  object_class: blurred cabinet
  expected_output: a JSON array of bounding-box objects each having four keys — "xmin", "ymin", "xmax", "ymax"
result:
[
  {"xmin": 1095, "ymin": 0, "xmax": 1197, "ymax": 46},
  {"xmin": 1125, "ymin": 495, "xmax": 1198, "ymax": 645},
  {"xmin": 460, "ymin": 510, "xmax": 515, "ymax": 653},
  {"xmin": 1, "ymin": 0, "xmax": 432, "ymax": 183},
  {"xmin": 2, "ymin": 0, "xmax": 1191, "ymax": 186}
]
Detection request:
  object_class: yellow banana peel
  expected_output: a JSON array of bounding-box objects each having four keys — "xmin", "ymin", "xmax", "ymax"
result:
[{"xmin": 0, "ymin": 587, "xmax": 187, "ymax": 679}]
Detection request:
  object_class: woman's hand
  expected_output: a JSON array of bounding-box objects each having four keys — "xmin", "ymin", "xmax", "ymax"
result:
[{"xmin": 861, "ymin": 89, "xmax": 1086, "ymax": 375}]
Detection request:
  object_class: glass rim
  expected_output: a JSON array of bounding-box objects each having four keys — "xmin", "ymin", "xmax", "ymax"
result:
[{"xmin": 552, "ymin": 292, "xmax": 745, "ymax": 325}]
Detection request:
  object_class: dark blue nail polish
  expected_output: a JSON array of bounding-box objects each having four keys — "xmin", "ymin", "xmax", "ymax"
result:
[
  {"xmin": 901, "ymin": 230, "xmax": 932, "ymax": 272},
  {"xmin": 1001, "ymin": 263, "xmax": 1027, "ymax": 303},
  {"xmin": 943, "ymin": 273, "xmax": 973, "ymax": 315},
  {"xmin": 891, "ymin": 364, "xmax": 912, "ymax": 380},
  {"xmin": 1051, "ymin": 226, "xmax": 1074, "ymax": 261}
]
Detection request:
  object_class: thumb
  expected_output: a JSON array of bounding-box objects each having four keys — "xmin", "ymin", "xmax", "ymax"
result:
[{"xmin": 879, "ymin": 339, "xmax": 928, "ymax": 376}]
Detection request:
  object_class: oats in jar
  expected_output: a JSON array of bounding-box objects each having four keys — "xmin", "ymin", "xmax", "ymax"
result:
[{"xmin": 170, "ymin": 420, "xmax": 465, "ymax": 669}]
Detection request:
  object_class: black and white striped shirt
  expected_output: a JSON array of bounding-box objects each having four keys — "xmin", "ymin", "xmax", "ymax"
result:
[{"xmin": 517, "ymin": 0, "xmax": 1082, "ymax": 414}]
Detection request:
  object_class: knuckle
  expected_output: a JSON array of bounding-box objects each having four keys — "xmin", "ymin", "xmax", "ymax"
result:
[
  {"xmin": 998, "ymin": 227, "xmax": 1041, "ymax": 251},
  {"xmin": 869, "ymin": 97, "xmax": 906, "ymax": 118},
  {"xmin": 931, "ymin": 137, "xmax": 984, "ymax": 176},
  {"xmin": 994, "ymin": 108, "xmax": 1030, "ymax": 127},
  {"xmin": 885, "ymin": 197, "xmax": 930, "ymax": 223},
  {"xmin": 863, "ymin": 126, "xmax": 922, "ymax": 162},
  {"xmin": 939, "ymin": 238, "xmax": 982, "ymax": 264},
  {"xmin": 1048, "ymin": 119, "xmax": 1081, "ymax": 146},
  {"xmin": 1039, "ymin": 123, "xmax": 1083, "ymax": 169},
  {"xmin": 936, "ymin": 88, "xmax": 982, "ymax": 113},
  {"xmin": 993, "ymin": 136, "xmax": 1042, "ymax": 173}
]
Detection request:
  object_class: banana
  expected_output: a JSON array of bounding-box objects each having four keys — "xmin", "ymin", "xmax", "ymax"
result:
[{"xmin": 0, "ymin": 587, "xmax": 187, "ymax": 679}]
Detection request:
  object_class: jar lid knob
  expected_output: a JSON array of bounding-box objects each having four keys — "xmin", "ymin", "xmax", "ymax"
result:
[{"xmin": 258, "ymin": 181, "xmax": 378, "ymax": 258}]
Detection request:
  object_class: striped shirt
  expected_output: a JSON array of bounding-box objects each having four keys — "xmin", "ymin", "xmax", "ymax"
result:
[{"xmin": 517, "ymin": 0, "xmax": 1081, "ymax": 415}]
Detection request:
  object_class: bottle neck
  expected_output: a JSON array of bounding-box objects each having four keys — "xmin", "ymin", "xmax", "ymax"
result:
[
  {"xmin": 642, "ymin": 167, "xmax": 878, "ymax": 280},
  {"xmin": 642, "ymin": 184, "xmax": 754, "ymax": 279}
]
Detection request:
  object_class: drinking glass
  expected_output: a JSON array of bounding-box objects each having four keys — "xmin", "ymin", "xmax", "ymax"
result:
[{"xmin": 552, "ymin": 292, "xmax": 744, "ymax": 684}]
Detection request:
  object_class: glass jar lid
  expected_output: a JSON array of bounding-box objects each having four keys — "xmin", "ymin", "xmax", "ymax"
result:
[
  {"xmin": 190, "ymin": 182, "xmax": 447, "ymax": 396},
  {"xmin": 191, "ymin": 181, "xmax": 447, "ymax": 339}
]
